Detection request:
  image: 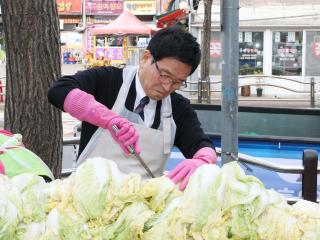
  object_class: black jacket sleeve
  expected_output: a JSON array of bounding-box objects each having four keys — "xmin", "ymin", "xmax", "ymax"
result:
[
  {"xmin": 172, "ymin": 92, "xmax": 215, "ymax": 159},
  {"xmin": 47, "ymin": 66, "xmax": 123, "ymax": 111},
  {"xmin": 47, "ymin": 66, "xmax": 123, "ymax": 154}
]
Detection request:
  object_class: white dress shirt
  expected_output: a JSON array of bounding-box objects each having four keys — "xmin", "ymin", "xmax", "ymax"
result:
[{"xmin": 135, "ymin": 70, "xmax": 157, "ymax": 127}]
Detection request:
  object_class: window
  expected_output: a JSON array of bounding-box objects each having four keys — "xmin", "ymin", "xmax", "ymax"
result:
[
  {"xmin": 272, "ymin": 31, "xmax": 302, "ymax": 76},
  {"xmin": 208, "ymin": 31, "xmax": 264, "ymax": 76},
  {"xmin": 126, "ymin": 36, "xmax": 137, "ymax": 47},
  {"xmin": 305, "ymin": 31, "xmax": 320, "ymax": 76},
  {"xmin": 239, "ymin": 32, "xmax": 263, "ymax": 75},
  {"xmin": 95, "ymin": 36, "xmax": 105, "ymax": 47},
  {"xmin": 106, "ymin": 36, "xmax": 123, "ymax": 47}
]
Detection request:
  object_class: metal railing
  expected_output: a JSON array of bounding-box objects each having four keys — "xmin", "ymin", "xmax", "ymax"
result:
[
  {"xmin": 185, "ymin": 75, "xmax": 319, "ymax": 106},
  {"xmin": 63, "ymin": 137, "xmax": 319, "ymax": 202}
]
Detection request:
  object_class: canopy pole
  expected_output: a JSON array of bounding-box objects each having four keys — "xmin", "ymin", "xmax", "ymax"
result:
[
  {"xmin": 220, "ymin": 0, "xmax": 239, "ymax": 164},
  {"xmin": 93, "ymin": 35, "xmax": 97, "ymax": 61}
]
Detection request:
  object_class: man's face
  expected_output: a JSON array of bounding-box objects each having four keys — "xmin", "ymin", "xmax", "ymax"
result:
[{"xmin": 138, "ymin": 50, "xmax": 192, "ymax": 100}]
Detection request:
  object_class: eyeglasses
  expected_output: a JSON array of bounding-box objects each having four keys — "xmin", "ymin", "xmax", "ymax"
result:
[{"xmin": 152, "ymin": 57, "xmax": 187, "ymax": 90}]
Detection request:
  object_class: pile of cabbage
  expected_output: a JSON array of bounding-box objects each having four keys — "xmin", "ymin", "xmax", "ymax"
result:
[{"xmin": 1, "ymin": 157, "xmax": 319, "ymax": 240}]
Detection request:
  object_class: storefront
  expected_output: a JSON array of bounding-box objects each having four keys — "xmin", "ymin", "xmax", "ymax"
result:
[
  {"xmin": 91, "ymin": 34, "xmax": 150, "ymax": 66},
  {"xmin": 84, "ymin": 0, "xmax": 124, "ymax": 60},
  {"xmin": 57, "ymin": 0, "xmax": 84, "ymax": 64},
  {"xmin": 60, "ymin": 30, "xmax": 84, "ymax": 64},
  {"xmin": 94, "ymin": 35, "xmax": 125, "ymax": 65},
  {"xmin": 189, "ymin": 1, "xmax": 320, "ymax": 98},
  {"xmin": 89, "ymin": 11, "xmax": 153, "ymax": 67}
]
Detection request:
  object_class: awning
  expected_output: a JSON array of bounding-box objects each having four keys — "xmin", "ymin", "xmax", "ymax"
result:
[
  {"xmin": 91, "ymin": 11, "xmax": 156, "ymax": 36},
  {"xmin": 156, "ymin": 9, "xmax": 187, "ymax": 28}
]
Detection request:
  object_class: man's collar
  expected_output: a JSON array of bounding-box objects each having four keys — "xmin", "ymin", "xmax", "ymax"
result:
[{"xmin": 136, "ymin": 68, "xmax": 147, "ymax": 101}]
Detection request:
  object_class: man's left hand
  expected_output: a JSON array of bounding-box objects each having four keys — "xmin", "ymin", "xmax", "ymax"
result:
[{"xmin": 167, "ymin": 147, "xmax": 217, "ymax": 190}]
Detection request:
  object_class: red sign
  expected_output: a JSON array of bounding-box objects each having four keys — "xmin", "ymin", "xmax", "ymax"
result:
[
  {"xmin": 57, "ymin": 0, "xmax": 82, "ymax": 14},
  {"xmin": 210, "ymin": 39, "xmax": 222, "ymax": 58},
  {"xmin": 311, "ymin": 41, "xmax": 320, "ymax": 60},
  {"xmin": 86, "ymin": 0, "xmax": 123, "ymax": 15}
]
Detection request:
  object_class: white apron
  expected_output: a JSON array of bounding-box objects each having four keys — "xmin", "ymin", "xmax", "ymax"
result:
[{"xmin": 77, "ymin": 66, "xmax": 176, "ymax": 178}]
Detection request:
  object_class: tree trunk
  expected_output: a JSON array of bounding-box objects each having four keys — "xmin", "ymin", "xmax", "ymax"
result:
[
  {"xmin": 0, "ymin": 0, "xmax": 63, "ymax": 178},
  {"xmin": 199, "ymin": 0, "xmax": 213, "ymax": 103}
]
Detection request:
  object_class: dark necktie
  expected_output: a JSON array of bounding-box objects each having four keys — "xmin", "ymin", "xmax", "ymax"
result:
[{"xmin": 134, "ymin": 96, "xmax": 150, "ymax": 120}]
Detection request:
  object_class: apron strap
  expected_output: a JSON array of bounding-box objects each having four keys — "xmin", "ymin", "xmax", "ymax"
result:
[
  {"xmin": 112, "ymin": 66, "xmax": 138, "ymax": 114},
  {"xmin": 161, "ymin": 96, "xmax": 173, "ymax": 154}
]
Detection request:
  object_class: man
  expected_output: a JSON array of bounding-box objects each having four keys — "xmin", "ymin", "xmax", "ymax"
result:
[{"xmin": 48, "ymin": 26, "xmax": 216, "ymax": 190}]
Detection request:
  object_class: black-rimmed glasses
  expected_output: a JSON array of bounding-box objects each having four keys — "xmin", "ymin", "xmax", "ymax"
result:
[{"xmin": 152, "ymin": 57, "xmax": 187, "ymax": 90}]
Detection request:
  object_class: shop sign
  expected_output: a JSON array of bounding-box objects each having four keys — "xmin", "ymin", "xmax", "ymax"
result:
[
  {"xmin": 95, "ymin": 48, "xmax": 105, "ymax": 59},
  {"xmin": 124, "ymin": 0, "xmax": 156, "ymax": 15},
  {"xmin": 57, "ymin": 0, "xmax": 82, "ymax": 14},
  {"xmin": 137, "ymin": 37, "xmax": 149, "ymax": 47},
  {"xmin": 86, "ymin": 0, "xmax": 123, "ymax": 15},
  {"xmin": 277, "ymin": 47, "xmax": 298, "ymax": 62},
  {"xmin": 106, "ymin": 47, "xmax": 124, "ymax": 60},
  {"xmin": 240, "ymin": 47, "xmax": 258, "ymax": 60},
  {"xmin": 311, "ymin": 41, "xmax": 320, "ymax": 60},
  {"xmin": 210, "ymin": 39, "xmax": 221, "ymax": 59}
]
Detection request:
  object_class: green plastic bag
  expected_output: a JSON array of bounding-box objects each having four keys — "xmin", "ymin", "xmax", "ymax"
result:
[{"xmin": 0, "ymin": 130, "xmax": 54, "ymax": 181}]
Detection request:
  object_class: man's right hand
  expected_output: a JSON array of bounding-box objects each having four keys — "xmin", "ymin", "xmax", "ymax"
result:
[
  {"xmin": 106, "ymin": 116, "xmax": 140, "ymax": 154},
  {"xmin": 64, "ymin": 88, "xmax": 140, "ymax": 155}
]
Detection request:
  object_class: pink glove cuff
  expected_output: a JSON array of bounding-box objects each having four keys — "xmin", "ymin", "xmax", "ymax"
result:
[
  {"xmin": 64, "ymin": 88, "xmax": 90, "ymax": 120},
  {"xmin": 193, "ymin": 147, "xmax": 217, "ymax": 164},
  {"xmin": 63, "ymin": 88, "xmax": 115, "ymax": 127},
  {"xmin": 63, "ymin": 89, "xmax": 140, "ymax": 154}
]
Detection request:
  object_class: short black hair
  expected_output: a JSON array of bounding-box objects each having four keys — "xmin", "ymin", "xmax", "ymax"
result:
[{"xmin": 147, "ymin": 26, "xmax": 201, "ymax": 75}]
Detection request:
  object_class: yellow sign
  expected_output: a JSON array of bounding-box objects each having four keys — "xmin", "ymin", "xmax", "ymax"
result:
[{"xmin": 124, "ymin": 0, "xmax": 156, "ymax": 15}]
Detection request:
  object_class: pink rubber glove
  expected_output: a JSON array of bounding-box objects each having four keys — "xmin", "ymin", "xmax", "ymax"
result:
[
  {"xmin": 64, "ymin": 89, "xmax": 140, "ymax": 154},
  {"xmin": 167, "ymin": 147, "xmax": 217, "ymax": 190},
  {"xmin": 0, "ymin": 160, "xmax": 4, "ymax": 175}
]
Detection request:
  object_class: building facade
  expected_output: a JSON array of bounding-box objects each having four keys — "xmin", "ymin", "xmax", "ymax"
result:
[
  {"xmin": 57, "ymin": 0, "xmax": 159, "ymax": 64},
  {"xmin": 189, "ymin": 0, "xmax": 320, "ymax": 99}
]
